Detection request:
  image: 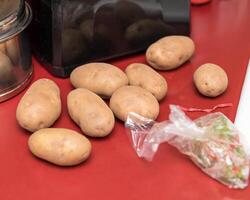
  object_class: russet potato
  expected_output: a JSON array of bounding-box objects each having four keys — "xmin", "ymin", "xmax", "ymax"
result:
[
  {"xmin": 109, "ymin": 86, "xmax": 159, "ymax": 122},
  {"xmin": 28, "ymin": 128, "xmax": 91, "ymax": 166},
  {"xmin": 125, "ymin": 63, "xmax": 168, "ymax": 101},
  {"xmin": 16, "ymin": 79, "xmax": 61, "ymax": 132},
  {"xmin": 146, "ymin": 36, "xmax": 195, "ymax": 70},
  {"xmin": 193, "ymin": 63, "xmax": 228, "ymax": 97},
  {"xmin": 70, "ymin": 62, "xmax": 128, "ymax": 99},
  {"xmin": 67, "ymin": 88, "xmax": 115, "ymax": 137}
]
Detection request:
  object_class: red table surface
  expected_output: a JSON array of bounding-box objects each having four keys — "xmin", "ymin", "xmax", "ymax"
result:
[{"xmin": 1, "ymin": 1, "xmax": 250, "ymax": 200}]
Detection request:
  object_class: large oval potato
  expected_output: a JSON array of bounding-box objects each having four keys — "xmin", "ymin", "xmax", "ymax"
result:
[
  {"xmin": 0, "ymin": 51, "xmax": 13, "ymax": 82},
  {"xmin": 67, "ymin": 88, "xmax": 115, "ymax": 137},
  {"xmin": 16, "ymin": 79, "xmax": 61, "ymax": 132},
  {"xmin": 193, "ymin": 63, "xmax": 228, "ymax": 97},
  {"xmin": 109, "ymin": 86, "xmax": 159, "ymax": 121},
  {"xmin": 146, "ymin": 36, "xmax": 195, "ymax": 70},
  {"xmin": 28, "ymin": 128, "xmax": 91, "ymax": 166},
  {"xmin": 125, "ymin": 63, "xmax": 168, "ymax": 101},
  {"xmin": 70, "ymin": 63, "xmax": 128, "ymax": 98}
]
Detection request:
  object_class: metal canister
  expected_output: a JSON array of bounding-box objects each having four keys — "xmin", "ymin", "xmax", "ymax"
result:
[{"xmin": 0, "ymin": 0, "xmax": 32, "ymax": 102}]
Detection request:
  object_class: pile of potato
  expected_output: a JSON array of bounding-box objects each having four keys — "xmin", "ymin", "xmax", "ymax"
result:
[{"xmin": 16, "ymin": 35, "xmax": 228, "ymax": 166}]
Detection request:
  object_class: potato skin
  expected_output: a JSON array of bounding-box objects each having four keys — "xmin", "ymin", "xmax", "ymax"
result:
[
  {"xmin": 28, "ymin": 128, "xmax": 91, "ymax": 166},
  {"xmin": 70, "ymin": 63, "xmax": 128, "ymax": 99},
  {"xmin": 6, "ymin": 38, "xmax": 20, "ymax": 66},
  {"xmin": 125, "ymin": 19, "xmax": 173, "ymax": 46},
  {"xmin": 193, "ymin": 63, "xmax": 228, "ymax": 97},
  {"xmin": 109, "ymin": 86, "xmax": 159, "ymax": 122},
  {"xmin": 16, "ymin": 79, "xmax": 61, "ymax": 132},
  {"xmin": 62, "ymin": 28, "xmax": 87, "ymax": 65},
  {"xmin": 0, "ymin": 51, "xmax": 13, "ymax": 82},
  {"xmin": 114, "ymin": 0, "xmax": 145, "ymax": 27},
  {"xmin": 67, "ymin": 88, "xmax": 115, "ymax": 137},
  {"xmin": 146, "ymin": 36, "xmax": 195, "ymax": 70},
  {"xmin": 125, "ymin": 63, "xmax": 168, "ymax": 101},
  {"xmin": 0, "ymin": 42, "xmax": 6, "ymax": 54}
]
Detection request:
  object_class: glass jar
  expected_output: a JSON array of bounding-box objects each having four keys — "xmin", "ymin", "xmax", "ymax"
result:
[{"xmin": 0, "ymin": 0, "xmax": 33, "ymax": 102}]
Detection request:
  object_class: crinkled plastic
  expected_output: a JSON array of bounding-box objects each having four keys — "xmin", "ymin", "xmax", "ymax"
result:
[{"xmin": 125, "ymin": 105, "xmax": 250, "ymax": 189}]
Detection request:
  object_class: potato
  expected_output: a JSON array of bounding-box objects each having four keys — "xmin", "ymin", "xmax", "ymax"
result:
[
  {"xmin": 62, "ymin": 28, "xmax": 87, "ymax": 65},
  {"xmin": 16, "ymin": 79, "xmax": 61, "ymax": 132},
  {"xmin": 0, "ymin": 42, "xmax": 6, "ymax": 54},
  {"xmin": 6, "ymin": 38, "xmax": 20, "ymax": 66},
  {"xmin": 146, "ymin": 36, "xmax": 195, "ymax": 70},
  {"xmin": 79, "ymin": 19, "xmax": 94, "ymax": 43},
  {"xmin": 0, "ymin": 51, "xmax": 13, "ymax": 82},
  {"xmin": 28, "ymin": 128, "xmax": 91, "ymax": 166},
  {"xmin": 125, "ymin": 19, "xmax": 173, "ymax": 46},
  {"xmin": 193, "ymin": 63, "xmax": 228, "ymax": 97},
  {"xmin": 114, "ymin": 1, "xmax": 145, "ymax": 27},
  {"xmin": 67, "ymin": 88, "xmax": 115, "ymax": 137},
  {"xmin": 125, "ymin": 63, "xmax": 168, "ymax": 101},
  {"xmin": 109, "ymin": 86, "xmax": 159, "ymax": 121},
  {"xmin": 80, "ymin": 19, "xmax": 111, "ymax": 47},
  {"xmin": 70, "ymin": 63, "xmax": 128, "ymax": 98}
]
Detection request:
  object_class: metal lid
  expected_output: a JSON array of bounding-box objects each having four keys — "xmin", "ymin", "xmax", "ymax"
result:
[{"xmin": 0, "ymin": 0, "xmax": 32, "ymax": 42}]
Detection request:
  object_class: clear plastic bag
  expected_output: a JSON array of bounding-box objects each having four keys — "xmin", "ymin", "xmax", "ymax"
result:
[{"xmin": 125, "ymin": 105, "xmax": 250, "ymax": 189}]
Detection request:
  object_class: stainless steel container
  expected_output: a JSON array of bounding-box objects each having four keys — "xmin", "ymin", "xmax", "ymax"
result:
[{"xmin": 0, "ymin": 0, "xmax": 32, "ymax": 102}]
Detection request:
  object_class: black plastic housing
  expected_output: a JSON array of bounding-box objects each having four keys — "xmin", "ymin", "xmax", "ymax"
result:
[{"xmin": 30, "ymin": 0, "xmax": 190, "ymax": 77}]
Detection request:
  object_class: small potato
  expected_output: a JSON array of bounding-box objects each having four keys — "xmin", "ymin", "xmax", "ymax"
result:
[
  {"xmin": 146, "ymin": 36, "xmax": 195, "ymax": 70},
  {"xmin": 67, "ymin": 88, "xmax": 115, "ymax": 137},
  {"xmin": 62, "ymin": 28, "xmax": 87, "ymax": 65},
  {"xmin": 6, "ymin": 38, "xmax": 20, "ymax": 66},
  {"xmin": 193, "ymin": 63, "xmax": 228, "ymax": 97},
  {"xmin": 80, "ymin": 19, "xmax": 111, "ymax": 47},
  {"xmin": 80, "ymin": 19, "xmax": 94, "ymax": 43},
  {"xmin": 0, "ymin": 51, "xmax": 13, "ymax": 82},
  {"xmin": 28, "ymin": 128, "xmax": 91, "ymax": 166},
  {"xmin": 16, "ymin": 79, "xmax": 61, "ymax": 132},
  {"xmin": 125, "ymin": 63, "xmax": 168, "ymax": 101},
  {"xmin": 109, "ymin": 86, "xmax": 159, "ymax": 121},
  {"xmin": 0, "ymin": 42, "xmax": 6, "ymax": 54},
  {"xmin": 70, "ymin": 63, "xmax": 128, "ymax": 99}
]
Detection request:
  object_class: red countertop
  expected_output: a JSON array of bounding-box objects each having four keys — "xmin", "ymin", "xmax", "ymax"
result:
[{"xmin": 1, "ymin": 0, "xmax": 250, "ymax": 200}]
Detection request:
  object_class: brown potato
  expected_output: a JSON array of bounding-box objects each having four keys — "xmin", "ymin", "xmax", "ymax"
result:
[
  {"xmin": 125, "ymin": 19, "xmax": 173, "ymax": 46},
  {"xmin": 16, "ymin": 79, "xmax": 61, "ymax": 132},
  {"xmin": 0, "ymin": 42, "xmax": 6, "ymax": 54},
  {"xmin": 114, "ymin": 0, "xmax": 145, "ymax": 27},
  {"xmin": 146, "ymin": 36, "xmax": 195, "ymax": 70},
  {"xmin": 80, "ymin": 19, "xmax": 111, "ymax": 47},
  {"xmin": 28, "ymin": 128, "xmax": 91, "ymax": 166},
  {"xmin": 0, "ymin": 51, "xmax": 13, "ymax": 82},
  {"xmin": 125, "ymin": 63, "xmax": 168, "ymax": 101},
  {"xmin": 193, "ymin": 63, "xmax": 228, "ymax": 97},
  {"xmin": 62, "ymin": 28, "xmax": 87, "ymax": 65},
  {"xmin": 70, "ymin": 63, "xmax": 128, "ymax": 99},
  {"xmin": 109, "ymin": 86, "xmax": 159, "ymax": 121},
  {"xmin": 6, "ymin": 38, "xmax": 20, "ymax": 65},
  {"xmin": 80, "ymin": 19, "xmax": 94, "ymax": 43},
  {"xmin": 67, "ymin": 88, "xmax": 115, "ymax": 137}
]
